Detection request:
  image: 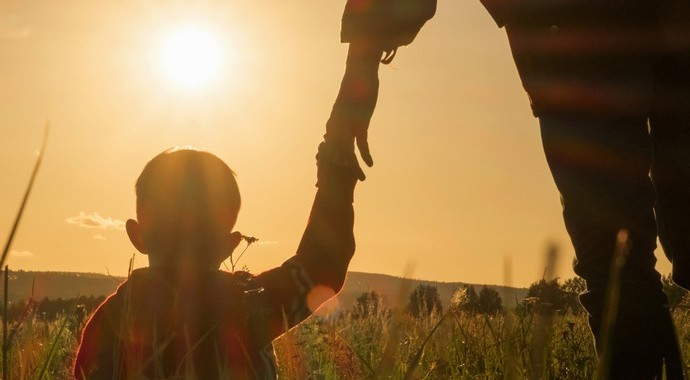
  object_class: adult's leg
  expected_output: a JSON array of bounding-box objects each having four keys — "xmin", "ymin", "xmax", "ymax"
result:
[
  {"xmin": 650, "ymin": 40, "xmax": 690, "ymax": 292},
  {"xmin": 539, "ymin": 112, "xmax": 679, "ymax": 379}
]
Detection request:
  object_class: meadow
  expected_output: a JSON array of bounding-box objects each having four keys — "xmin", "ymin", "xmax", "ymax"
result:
[{"xmin": 4, "ymin": 293, "xmax": 690, "ymax": 380}]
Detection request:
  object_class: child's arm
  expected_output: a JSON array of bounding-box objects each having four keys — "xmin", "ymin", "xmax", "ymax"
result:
[{"xmin": 248, "ymin": 43, "xmax": 381, "ymax": 344}]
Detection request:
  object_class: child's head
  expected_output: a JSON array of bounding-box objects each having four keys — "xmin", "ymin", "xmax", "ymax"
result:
[{"xmin": 125, "ymin": 147, "xmax": 243, "ymax": 270}]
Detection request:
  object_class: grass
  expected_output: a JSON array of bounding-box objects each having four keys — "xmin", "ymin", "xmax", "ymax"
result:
[
  {"xmin": 1, "ymin": 312, "xmax": 77, "ymax": 379},
  {"xmin": 9, "ymin": 301, "xmax": 690, "ymax": 379}
]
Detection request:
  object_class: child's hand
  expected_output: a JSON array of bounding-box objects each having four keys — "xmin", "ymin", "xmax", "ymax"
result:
[{"xmin": 316, "ymin": 137, "xmax": 364, "ymax": 185}]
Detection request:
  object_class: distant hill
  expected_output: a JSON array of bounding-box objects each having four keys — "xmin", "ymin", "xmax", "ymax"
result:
[
  {"xmin": 2, "ymin": 270, "xmax": 527, "ymax": 310},
  {"xmin": 333, "ymin": 272, "xmax": 527, "ymax": 310},
  {"xmin": 4, "ymin": 270, "xmax": 124, "ymax": 303}
]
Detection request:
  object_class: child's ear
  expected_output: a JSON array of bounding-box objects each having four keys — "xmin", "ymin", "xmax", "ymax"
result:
[
  {"xmin": 228, "ymin": 231, "xmax": 242, "ymax": 253},
  {"xmin": 126, "ymin": 219, "xmax": 148, "ymax": 255},
  {"xmin": 216, "ymin": 231, "xmax": 243, "ymax": 266}
]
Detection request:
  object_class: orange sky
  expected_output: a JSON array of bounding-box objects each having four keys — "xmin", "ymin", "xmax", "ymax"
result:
[{"xmin": 0, "ymin": 1, "xmax": 672, "ymax": 287}]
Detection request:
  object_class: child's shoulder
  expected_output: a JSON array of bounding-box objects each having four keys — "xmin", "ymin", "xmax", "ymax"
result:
[{"xmin": 109, "ymin": 268, "xmax": 257, "ymax": 304}]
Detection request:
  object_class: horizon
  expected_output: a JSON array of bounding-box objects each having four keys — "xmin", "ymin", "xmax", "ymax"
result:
[
  {"xmin": 1, "ymin": 267, "xmax": 535, "ymax": 290},
  {"xmin": 1, "ymin": 269, "xmax": 532, "ymax": 310}
]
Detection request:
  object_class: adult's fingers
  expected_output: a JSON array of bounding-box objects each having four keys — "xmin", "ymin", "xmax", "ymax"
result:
[
  {"xmin": 356, "ymin": 131, "xmax": 373, "ymax": 168},
  {"xmin": 344, "ymin": 141, "xmax": 367, "ymax": 181},
  {"xmin": 353, "ymin": 162, "xmax": 366, "ymax": 182}
]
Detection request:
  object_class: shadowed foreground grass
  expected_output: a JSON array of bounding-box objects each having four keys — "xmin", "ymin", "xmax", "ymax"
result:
[{"xmin": 5, "ymin": 305, "xmax": 690, "ymax": 379}]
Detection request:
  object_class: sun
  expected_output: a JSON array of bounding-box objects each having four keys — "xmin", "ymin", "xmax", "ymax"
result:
[{"xmin": 158, "ymin": 26, "xmax": 225, "ymax": 89}]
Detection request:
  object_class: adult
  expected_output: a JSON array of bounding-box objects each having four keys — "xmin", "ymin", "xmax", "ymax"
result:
[{"xmin": 480, "ymin": 0, "xmax": 690, "ymax": 378}]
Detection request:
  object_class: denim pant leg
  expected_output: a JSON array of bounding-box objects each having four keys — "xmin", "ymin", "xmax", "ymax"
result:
[
  {"xmin": 651, "ymin": 49, "xmax": 690, "ymax": 290},
  {"xmin": 539, "ymin": 112, "xmax": 680, "ymax": 379}
]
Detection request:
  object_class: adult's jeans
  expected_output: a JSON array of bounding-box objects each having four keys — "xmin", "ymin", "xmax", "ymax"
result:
[
  {"xmin": 540, "ymin": 114, "xmax": 671, "ymax": 378},
  {"xmin": 495, "ymin": 0, "xmax": 690, "ymax": 377},
  {"xmin": 535, "ymin": 12, "xmax": 690, "ymax": 371}
]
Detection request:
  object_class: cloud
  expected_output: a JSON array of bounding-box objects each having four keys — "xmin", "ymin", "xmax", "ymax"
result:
[
  {"xmin": 10, "ymin": 250, "xmax": 33, "ymax": 258},
  {"xmin": 66, "ymin": 212, "xmax": 125, "ymax": 231},
  {"xmin": 0, "ymin": 15, "xmax": 32, "ymax": 39},
  {"xmin": 93, "ymin": 234, "xmax": 107, "ymax": 241}
]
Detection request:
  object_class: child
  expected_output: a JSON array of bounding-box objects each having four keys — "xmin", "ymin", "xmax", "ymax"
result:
[{"xmin": 74, "ymin": 138, "xmax": 359, "ymax": 379}]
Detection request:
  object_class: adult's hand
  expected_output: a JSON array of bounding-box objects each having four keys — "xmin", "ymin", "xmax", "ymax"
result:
[
  {"xmin": 325, "ymin": 41, "xmax": 382, "ymax": 176},
  {"xmin": 346, "ymin": 42, "xmax": 381, "ymax": 168}
]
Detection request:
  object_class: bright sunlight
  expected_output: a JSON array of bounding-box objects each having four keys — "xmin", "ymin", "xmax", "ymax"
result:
[{"xmin": 158, "ymin": 26, "xmax": 225, "ymax": 89}]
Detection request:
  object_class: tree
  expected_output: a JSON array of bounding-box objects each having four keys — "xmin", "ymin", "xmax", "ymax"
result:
[
  {"xmin": 561, "ymin": 277, "xmax": 586, "ymax": 314},
  {"xmin": 526, "ymin": 278, "xmax": 567, "ymax": 312},
  {"xmin": 451, "ymin": 285, "xmax": 479, "ymax": 314},
  {"xmin": 406, "ymin": 284, "xmax": 442, "ymax": 318},
  {"xmin": 464, "ymin": 285, "xmax": 479, "ymax": 314},
  {"xmin": 352, "ymin": 291, "xmax": 384, "ymax": 318},
  {"xmin": 477, "ymin": 286, "xmax": 503, "ymax": 315},
  {"xmin": 562, "ymin": 277, "xmax": 586, "ymax": 294}
]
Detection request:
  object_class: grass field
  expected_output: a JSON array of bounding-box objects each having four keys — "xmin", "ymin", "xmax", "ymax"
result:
[{"xmin": 4, "ymin": 299, "xmax": 690, "ymax": 379}]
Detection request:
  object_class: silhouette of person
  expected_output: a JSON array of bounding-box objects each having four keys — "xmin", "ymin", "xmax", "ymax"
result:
[
  {"xmin": 73, "ymin": 42, "xmax": 384, "ymax": 379},
  {"xmin": 480, "ymin": 0, "xmax": 690, "ymax": 378}
]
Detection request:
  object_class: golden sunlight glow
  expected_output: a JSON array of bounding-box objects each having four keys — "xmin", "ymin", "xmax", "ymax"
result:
[{"xmin": 159, "ymin": 26, "xmax": 225, "ymax": 89}]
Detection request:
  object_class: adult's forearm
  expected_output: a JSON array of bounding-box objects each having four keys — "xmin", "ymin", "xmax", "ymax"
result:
[{"xmin": 325, "ymin": 43, "xmax": 381, "ymax": 142}]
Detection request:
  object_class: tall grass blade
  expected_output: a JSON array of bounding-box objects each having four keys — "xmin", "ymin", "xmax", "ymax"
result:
[
  {"xmin": 0, "ymin": 123, "xmax": 50, "ymax": 270},
  {"xmin": 376, "ymin": 262, "xmax": 415, "ymax": 377},
  {"xmin": 35, "ymin": 312, "xmax": 69, "ymax": 380},
  {"xmin": 503, "ymin": 256, "xmax": 517, "ymax": 380},
  {"xmin": 3, "ymin": 265, "xmax": 8, "ymax": 380},
  {"xmin": 402, "ymin": 311, "xmax": 450, "ymax": 380},
  {"xmin": 335, "ymin": 329, "xmax": 376, "ymax": 377},
  {"xmin": 530, "ymin": 243, "xmax": 559, "ymax": 379},
  {"xmin": 593, "ymin": 229, "xmax": 630, "ymax": 380}
]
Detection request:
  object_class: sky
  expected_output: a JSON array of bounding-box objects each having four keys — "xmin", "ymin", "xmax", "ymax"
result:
[{"xmin": 0, "ymin": 0, "xmax": 672, "ymax": 287}]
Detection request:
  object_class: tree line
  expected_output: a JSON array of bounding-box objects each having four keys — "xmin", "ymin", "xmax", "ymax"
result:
[
  {"xmin": 3, "ymin": 295, "xmax": 106, "ymax": 322},
  {"xmin": 352, "ymin": 274, "xmax": 688, "ymax": 319}
]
